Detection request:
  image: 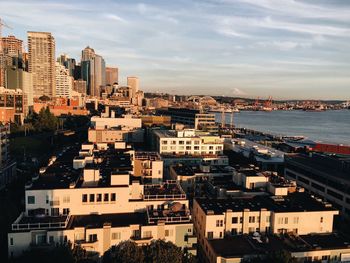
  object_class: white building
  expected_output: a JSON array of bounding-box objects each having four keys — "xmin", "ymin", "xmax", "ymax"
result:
[
  {"xmin": 8, "ymin": 144, "xmax": 197, "ymax": 258},
  {"xmin": 153, "ymin": 129, "xmax": 224, "ymax": 156},
  {"xmin": 55, "ymin": 62, "xmax": 73, "ymax": 98}
]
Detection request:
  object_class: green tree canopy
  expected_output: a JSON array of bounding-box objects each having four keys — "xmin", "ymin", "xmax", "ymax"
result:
[{"xmin": 103, "ymin": 240, "xmax": 196, "ymax": 263}]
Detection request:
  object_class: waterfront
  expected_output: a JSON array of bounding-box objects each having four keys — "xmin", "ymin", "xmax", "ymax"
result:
[{"xmin": 215, "ymin": 110, "xmax": 350, "ymax": 145}]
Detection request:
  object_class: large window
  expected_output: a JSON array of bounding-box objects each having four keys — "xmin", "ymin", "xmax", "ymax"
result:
[{"xmin": 232, "ymin": 217, "xmax": 238, "ymax": 224}]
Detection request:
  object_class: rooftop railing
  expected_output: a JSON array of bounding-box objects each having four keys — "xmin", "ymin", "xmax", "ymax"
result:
[{"xmin": 11, "ymin": 213, "xmax": 70, "ymax": 231}]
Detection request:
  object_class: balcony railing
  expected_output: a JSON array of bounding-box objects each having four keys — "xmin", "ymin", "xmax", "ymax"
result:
[{"xmin": 11, "ymin": 213, "xmax": 71, "ymax": 231}]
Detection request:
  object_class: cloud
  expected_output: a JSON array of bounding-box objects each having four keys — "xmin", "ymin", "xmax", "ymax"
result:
[{"xmin": 104, "ymin": 14, "xmax": 127, "ymax": 23}]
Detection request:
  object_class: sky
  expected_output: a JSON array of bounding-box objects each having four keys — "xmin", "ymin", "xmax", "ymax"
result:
[{"xmin": 1, "ymin": 0, "xmax": 350, "ymax": 100}]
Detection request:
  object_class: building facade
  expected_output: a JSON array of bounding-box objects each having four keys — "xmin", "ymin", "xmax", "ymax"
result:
[{"xmin": 27, "ymin": 32, "xmax": 55, "ymax": 97}]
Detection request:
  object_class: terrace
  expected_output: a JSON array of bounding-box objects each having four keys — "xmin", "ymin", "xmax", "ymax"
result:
[
  {"xmin": 143, "ymin": 181, "xmax": 187, "ymax": 200},
  {"xmin": 147, "ymin": 203, "xmax": 191, "ymax": 224},
  {"xmin": 12, "ymin": 212, "xmax": 70, "ymax": 231}
]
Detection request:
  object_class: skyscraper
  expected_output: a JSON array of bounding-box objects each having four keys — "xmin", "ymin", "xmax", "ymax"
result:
[
  {"xmin": 127, "ymin": 76, "xmax": 139, "ymax": 98},
  {"xmin": 81, "ymin": 46, "xmax": 105, "ymax": 97},
  {"xmin": 0, "ymin": 35, "xmax": 23, "ymax": 87},
  {"xmin": 106, "ymin": 67, "xmax": 118, "ymax": 85},
  {"xmin": 55, "ymin": 62, "xmax": 73, "ymax": 98},
  {"xmin": 27, "ymin": 31, "xmax": 55, "ymax": 97},
  {"xmin": 57, "ymin": 54, "xmax": 76, "ymax": 77}
]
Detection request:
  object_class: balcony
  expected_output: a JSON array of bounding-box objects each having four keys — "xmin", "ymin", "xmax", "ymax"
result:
[{"xmin": 11, "ymin": 212, "xmax": 70, "ymax": 231}]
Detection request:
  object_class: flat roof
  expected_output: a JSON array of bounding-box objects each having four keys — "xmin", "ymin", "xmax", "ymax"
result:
[
  {"xmin": 286, "ymin": 153, "xmax": 350, "ymax": 185},
  {"xmin": 196, "ymin": 192, "xmax": 337, "ymax": 214},
  {"xmin": 209, "ymin": 233, "xmax": 350, "ymax": 259},
  {"xmin": 70, "ymin": 213, "xmax": 147, "ymax": 229},
  {"xmin": 30, "ymin": 146, "xmax": 133, "ymax": 190}
]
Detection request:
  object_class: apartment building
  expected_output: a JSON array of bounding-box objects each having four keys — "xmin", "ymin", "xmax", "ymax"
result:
[
  {"xmin": 153, "ymin": 129, "xmax": 224, "ymax": 156},
  {"xmin": 193, "ymin": 192, "xmax": 339, "ymax": 263},
  {"xmin": 8, "ymin": 144, "xmax": 196, "ymax": 258},
  {"xmin": 0, "ymin": 87, "xmax": 27, "ymax": 124},
  {"xmin": 133, "ymin": 152, "xmax": 163, "ymax": 184},
  {"xmin": 285, "ymin": 153, "xmax": 350, "ymax": 217}
]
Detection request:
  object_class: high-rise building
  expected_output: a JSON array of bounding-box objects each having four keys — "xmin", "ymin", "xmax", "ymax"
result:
[
  {"xmin": 81, "ymin": 46, "xmax": 105, "ymax": 97},
  {"xmin": 93, "ymin": 54, "xmax": 105, "ymax": 97},
  {"xmin": 81, "ymin": 46, "xmax": 95, "ymax": 61},
  {"xmin": 27, "ymin": 32, "xmax": 55, "ymax": 97},
  {"xmin": 5, "ymin": 65, "xmax": 34, "ymax": 108},
  {"xmin": 57, "ymin": 54, "xmax": 76, "ymax": 77},
  {"xmin": 0, "ymin": 35, "xmax": 23, "ymax": 57},
  {"xmin": 106, "ymin": 66, "xmax": 118, "ymax": 85},
  {"xmin": 0, "ymin": 35, "xmax": 23, "ymax": 87},
  {"xmin": 55, "ymin": 62, "xmax": 73, "ymax": 98},
  {"xmin": 127, "ymin": 76, "xmax": 139, "ymax": 98}
]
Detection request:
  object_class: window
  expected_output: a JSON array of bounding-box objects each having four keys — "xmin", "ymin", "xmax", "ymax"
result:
[
  {"xmin": 249, "ymin": 216, "xmax": 255, "ymax": 223},
  {"xmin": 97, "ymin": 194, "xmax": 102, "ymax": 202},
  {"xmin": 186, "ymin": 141, "xmax": 191, "ymax": 145},
  {"xmin": 240, "ymin": 217, "xmax": 243, "ymax": 223},
  {"xmin": 194, "ymin": 141, "xmax": 200, "ymax": 145},
  {"xmin": 162, "ymin": 141, "xmax": 167, "ymax": 145},
  {"xmin": 89, "ymin": 234, "xmax": 97, "ymax": 242},
  {"xmin": 111, "ymin": 193, "xmax": 116, "ymax": 202},
  {"xmin": 278, "ymin": 217, "xmax": 284, "ymax": 224},
  {"xmin": 82, "ymin": 194, "xmax": 87, "ymax": 203},
  {"xmin": 10, "ymin": 238, "xmax": 13, "ymax": 246},
  {"xmin": 63, "ymin": 195, "xmax": 70, "ymax": 203},
  {"xmin": 27, "ymin": 196, "xmax": 35, "ymax": 204},
  {"xmin": 232, "ymin": 217, "xmax": 238, "ymax": 224},
  {"xmin": 188, "ymin": 228, "xmax": 192, "ymax": 233},
  {"xmin": 219, "ymin": 232, "xmax": 223, "ymax": 238},
  {"xmin": 320, "ymin": 217, "xmax": 323, "ymax": 223},
  {"xmin": 207, "ymin": 232, "xmax": 213, "ymax": 239},
  {"xmin": 216, "ymin": 220, "xmax": 223, "ymax": 227},
  {"xmin": 266, "ymin": 216, "xmax": 271, "ymax": 223},
  {"xmin": 112, "ymin": 232, "xmax": 121, "ymax": 240},
  {"xmin": 284, "ymin": 217, "xmax": 288, "ymax": 224},
  {"xmin": 49, "ymin": 236, "xmax": 54, "ymax": 244},
  {"xmin": 179, "ymin": 141, "xmax": 184, "ymax": 145},
  {"xmin": 194, "ymin": 146, "xmax": 199, "ymax": 150},
  {"xmin": 89, "ymin": 194, "xmax": 95, "ymax": 202},
  {"xmin": 171, "ymin": 141, "xmax": 176, "ymax": 145},
  {"xmin": 231, "ymin": 228, "xmax": 237, "ymax": 235},
  {"xmin": 104, "ymin": 193, "xmax": 109, "ymax": 202},
  {"xmin": 63, "ymin": 208, "xmax": 70, "ymax": 215}
]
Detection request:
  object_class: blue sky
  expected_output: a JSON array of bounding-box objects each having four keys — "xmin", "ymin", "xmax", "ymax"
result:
[{"xmin": 1, "ymin": 0, "xmax": 350, "ymax": 99}]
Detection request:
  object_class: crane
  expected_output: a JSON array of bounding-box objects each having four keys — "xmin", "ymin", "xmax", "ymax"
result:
[{"xmin": 0, "ymin": 18, "xmax": 13, "ymax": 53}]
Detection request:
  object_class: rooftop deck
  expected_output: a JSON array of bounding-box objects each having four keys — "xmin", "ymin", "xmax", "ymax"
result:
[{"xmin": 143, "ymin": 181, "xmax": 187, "ymax": 200}]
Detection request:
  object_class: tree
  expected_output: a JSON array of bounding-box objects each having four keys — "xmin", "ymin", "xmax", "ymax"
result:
[
  {"xmin": 103, "ymin": 241, "xmax": 144, "ymax": 263},
  {"xmin": 145, "ymin": 240, "xmax": 183, "ymax": 263},
  {"xmin": 38, "ymin": 95, "xmax": 51, "ymax": 101},
  {"xmin": 102, "ymin": 240, "xmax": 197, "ymax": 263}
]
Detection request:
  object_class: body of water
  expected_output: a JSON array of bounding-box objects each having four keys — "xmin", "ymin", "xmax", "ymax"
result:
[{"xmin": 214, "ymin": 110, "xmax": 350, "ymax": 145}]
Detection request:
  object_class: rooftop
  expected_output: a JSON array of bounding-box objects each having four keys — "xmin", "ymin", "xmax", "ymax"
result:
[
  {"xmin": 70, "ymin": 213, "xmax": 147, "ymax": 229},
  {"xmin": 286, "ymin": 153, "xmax": 350, "ymax": 186},
  {"xmin": 143, "ymin": 181, "xmax": 186, "ymax": 200},
  {"xmin": 196, "ymin": 192, "xmax": 337, "ymax": 214},
  {"xmin": 30, "ymin": 146, "xmax": 133, "ymax": 190},
  {"xmin": 209, "ymin": 233, "xmax": 350, "ymax": 259}
]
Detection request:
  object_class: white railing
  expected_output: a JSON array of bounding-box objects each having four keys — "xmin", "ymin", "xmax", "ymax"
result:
[
  {"xmin": 12, "ymin": 214, "xmax": 70, "ymax": 231},
  {"xmin": 143, "ymin": 193, "xmax": 187, "ymax": 200}
]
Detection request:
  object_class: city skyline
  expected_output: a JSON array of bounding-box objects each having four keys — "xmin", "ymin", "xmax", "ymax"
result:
[{"xmin": 1, "ymin": 0, "xmax": 350, "ymax": 99}]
